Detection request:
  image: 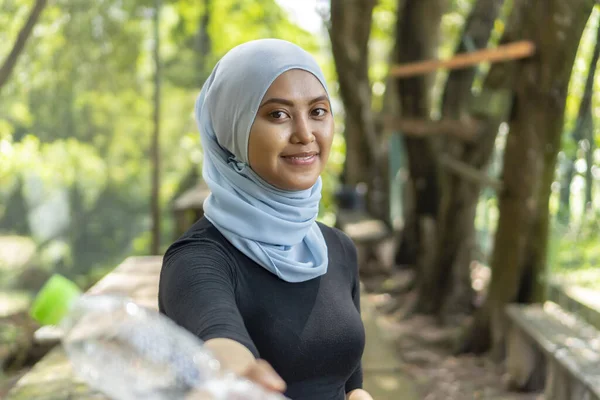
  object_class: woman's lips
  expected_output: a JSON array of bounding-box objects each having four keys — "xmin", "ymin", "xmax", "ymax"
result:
[{"xmin": 281, "ymin": 152, "xmax": 319, "ymax": 166}]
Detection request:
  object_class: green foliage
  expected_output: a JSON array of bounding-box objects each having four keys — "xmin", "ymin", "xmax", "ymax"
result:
[
  {"xmin": 563, "ymin": 6, "xmax": 600, "ymax": 154},
  {"xmin": 0, "ymin": 0, "xmax": 327, "ymax": 287},
  {"xmin": 550, "ymin": 6, "xmax": 600, "ymax": 289},
  {"xmin": 164, "ymin": 0, "xmax": 319, "ymax": 88},
  {"xmin": 430, "ymin": 0, "xmax": 477, "ymax": 117},
  {"xmin": 550, "ymin": 215, "xmax": 600, "ymax": 289},
  {"xmin": 369, "ymin": 0, "xmax": 397, "ymax": 111}
]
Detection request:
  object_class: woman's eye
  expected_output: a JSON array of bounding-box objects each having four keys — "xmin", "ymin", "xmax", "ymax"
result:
[
  {"xmin": 312, "ymin": 108, "xmax": 327, "ymax": 117},
  {"xmin": 270, "ymin": 111, "xmax": 287, "ymax": 119}
]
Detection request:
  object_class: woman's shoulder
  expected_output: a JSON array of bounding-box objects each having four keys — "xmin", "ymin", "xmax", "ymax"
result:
[
  {"xmin": 317, "ymin": 222, "xmax": 359, "ymax": 286},
  {"xmin": 158, "ymin": 218, "xmax": 241, "ymax": 316},
  {"xmin": 317, "ymin": 222, "xmax": 357, "ymax": 257},
  {"xmin": 163, "ymin": 217, "xmax": 238, "ymax": 270}
]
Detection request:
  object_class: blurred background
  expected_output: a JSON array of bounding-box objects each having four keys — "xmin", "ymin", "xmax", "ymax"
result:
[{"xmin": 1, "ymin": 0, "xmax": 600, "ymax": 398}]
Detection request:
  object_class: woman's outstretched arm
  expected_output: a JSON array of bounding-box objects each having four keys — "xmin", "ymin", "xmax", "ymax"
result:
[{"xmin": 347, "ymin": 388, "xmax": 374, "ymax": 400}]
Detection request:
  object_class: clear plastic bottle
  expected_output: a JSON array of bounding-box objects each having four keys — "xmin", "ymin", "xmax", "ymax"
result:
[{"xmin": 60, "ymin": 294, "xmax": 289, "ymax": 400}]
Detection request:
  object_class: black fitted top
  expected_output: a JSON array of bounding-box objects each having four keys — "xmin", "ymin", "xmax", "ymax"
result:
[{"xmin": 158, "ymin": 217, "xmax": 365, "ymax": 400}]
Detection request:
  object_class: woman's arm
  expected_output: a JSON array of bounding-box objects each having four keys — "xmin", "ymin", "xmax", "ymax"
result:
[
  {"xmin": 204, "ymin": 338, "xmax": 256, "ymax": 376},
  {"xmin": 186, "ymin": 348, "xmax": 286, "ymax": 400},
  {"xmin": 206, "ymin": 338, "xmax": 286, "ymax": 392},
  {"xmin": 159, "ymin": 239, "xmax": 285, "ymax": 393},
  {"xmin": 346, "ymin": 388, "xmax": 374, "ymax": 400}
]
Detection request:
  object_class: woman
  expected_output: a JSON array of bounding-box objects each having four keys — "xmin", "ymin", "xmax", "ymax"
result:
[{"xmin": 159, "ymin": 38, "xmax": 372, "ymax": 400}]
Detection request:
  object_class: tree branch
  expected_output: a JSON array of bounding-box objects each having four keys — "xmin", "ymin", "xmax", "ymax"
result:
[
  {"xmin": 439, "ymin": 154, "xmax": 503, "ymax": 191},
  {"xmin": 0, "ymin": 0, "xmax": 48, "ymax": 94},
  {"xmin": 383, "ymin": 116, "xmax": 481, "ymax": 141}
]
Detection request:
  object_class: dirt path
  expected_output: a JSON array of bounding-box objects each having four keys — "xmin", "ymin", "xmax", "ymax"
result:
[
  {"xmin": 361, "ymin": 272, "xmax": 544, "ymax": 400},
  {"xmin": 361, "ymin": 287, "xmax": 420, "ymax": 400}
]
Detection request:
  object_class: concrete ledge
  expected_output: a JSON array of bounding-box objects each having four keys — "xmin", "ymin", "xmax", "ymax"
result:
[{"xmin": 6, "ymin": 256, "xmax": 163, "ymax": 400}]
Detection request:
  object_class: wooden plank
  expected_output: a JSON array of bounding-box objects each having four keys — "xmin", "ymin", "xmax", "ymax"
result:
[
  {"xmin": 172, "ymin": 183, "xmax": 210, "ymax": 211},
  {"xmin": 383, "ymin": 116, "xmax": 480, "ymax": 141},
  {"xmin": 389, "ymin": 40, "xmax": 535, "ymax": 78},
  {"xmin": 337, "ymin": 211, "xmax": 389, "ymax": 243},
  {"xmin": 439, "ymin": 154, "xmax": 503, "ymax": 191}
]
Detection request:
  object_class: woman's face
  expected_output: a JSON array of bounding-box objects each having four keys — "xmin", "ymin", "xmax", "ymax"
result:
[{"xmin": 248, "ymin": 69, "xmax": 334, "ymax": 191}]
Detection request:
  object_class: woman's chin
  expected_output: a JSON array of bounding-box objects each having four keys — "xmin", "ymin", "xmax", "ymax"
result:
[
  {"xmin": 273, "ymin": 175, "xmax": 319, "ymax": 192},
  {"xmin": 270, "ymin": 163, "xmax": 321, "ymax": 191}
]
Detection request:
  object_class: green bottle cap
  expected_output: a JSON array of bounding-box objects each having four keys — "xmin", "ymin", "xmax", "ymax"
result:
[{"xmin": 29, "ymin": 274, "xmax": 82, "ymax": 326}]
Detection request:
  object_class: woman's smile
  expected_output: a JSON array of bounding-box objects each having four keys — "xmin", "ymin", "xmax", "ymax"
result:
[{"xmin": 280, "ymin": 151, "xmax": 320, "ymax": 166}]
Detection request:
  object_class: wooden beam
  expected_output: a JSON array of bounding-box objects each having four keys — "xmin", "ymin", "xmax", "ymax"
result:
[
  {"xmin": 439, "ymin": 154, "xmax": 503, "ymax": 191},
  {"xmin": 384, "ymin": 116, "xmax": 481, "ymax": 141},
  {"xmin": 389, "ymin": 40, "xmax": 535, "ymax": 78}
]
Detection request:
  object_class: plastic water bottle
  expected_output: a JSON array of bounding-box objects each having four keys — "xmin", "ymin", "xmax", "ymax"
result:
[{"xmin": 30, "ymin": 275, "xmax": 288, "ymax": 400}]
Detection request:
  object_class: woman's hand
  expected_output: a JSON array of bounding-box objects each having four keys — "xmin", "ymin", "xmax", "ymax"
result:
[
  {"xmin": 186, "ymin": 359, "xmax": 286, "ymax": 399},
  {"xmin": 242, "ymin": 358, "xmax": 287, "ymax": 393},
  {"xmin": 346, "ymin": 388, "xmax": 374, "ymax": 400},
  {"xmin": 201, "ymin": 339, "xmax": 286, "ymax": 395}
]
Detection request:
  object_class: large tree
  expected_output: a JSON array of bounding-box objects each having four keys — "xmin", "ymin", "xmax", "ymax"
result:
[
  {"xmin": 416, "ymin": 0, "xmax": 506, "ymax": 318},
  {"xmin": 150, "ymin": 0, "xmax": 162, "ymax": 255},
  {"xmin": 462, "ymin": 0, "xmax": 595, "ymax": 357},
  {"xmin": 328, "ymin": 0, "xmax": 386, "ymax": 219},
  {"xmin": 390, "ymin": 0, "xmax": 445, "ymax": 283}
]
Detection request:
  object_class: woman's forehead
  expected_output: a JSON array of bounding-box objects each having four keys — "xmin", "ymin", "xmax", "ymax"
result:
[{"xmin": 263, "ymin": 69, "xmax": 328, "ymax": 99}]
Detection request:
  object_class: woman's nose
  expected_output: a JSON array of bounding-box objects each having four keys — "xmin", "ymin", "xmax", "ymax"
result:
[{"xmin": 290, "ymin": 116, "xmax": 315, "ymax": 144}]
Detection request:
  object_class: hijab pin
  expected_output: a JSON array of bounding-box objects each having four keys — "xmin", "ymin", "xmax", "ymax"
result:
[{"xmin": 227, "ymin": 155, "xmax": 247, "ymax": 172}]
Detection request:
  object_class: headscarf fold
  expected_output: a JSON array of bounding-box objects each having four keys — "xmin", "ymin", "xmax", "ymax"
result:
[{"xmin": 195, "ymin": 39, "xmax": 330, "ymax": 283}]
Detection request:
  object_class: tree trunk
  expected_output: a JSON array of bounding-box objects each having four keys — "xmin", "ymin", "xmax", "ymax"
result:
[
  {"xmin": 0, "ymin": 179, "xmax": 30, "ymax": 235},
  {"xmin": 581, "ymin": 19, "xmax": 600, "ymax": 212},
  {"xmin": 416, "ymin": 0, "xmax": 506, "ymax": 318},
  {"xmin": 150, "ymin": 0, "xmax": 162, "ymax": 255},
  {"xmin": 584, "ymin": 124, "xmax": 594, "ymax": 210},
  {"xmin": 392, "ymin": 0, "xmax": 445, "ymax": 273},
  {"xmin": 173, "ymin": 0, "xmax": 212, "ymax": 202},
  {"xmin": 197, "ymin": 0, "xmax": 212, "ymax": 70},
  {"xmin": 0, "ymin": 0, "xmax": 47, "ymax": 93},
  {"xmin": 558, "ymin": 158, "xmax": 575, "ymax": 225},
  {"xmin": 462, "ymin": 0, "xmax": 594, "ymax": 357},
  {"xmin": 329, "ymin": 0, "xmax": 388, "ymax": 220}
]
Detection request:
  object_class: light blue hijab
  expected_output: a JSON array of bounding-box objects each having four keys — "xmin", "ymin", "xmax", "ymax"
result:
[{"xmin": 195, "ymin": 39, "xmax": 330, "ymax": 283}]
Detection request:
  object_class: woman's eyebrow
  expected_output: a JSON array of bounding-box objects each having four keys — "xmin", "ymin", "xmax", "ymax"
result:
[
  {"xmin": 308, "ymin": 95, "xmax": 329, "ymax": 105},
  {"xmin": 259, "ymin": 95, "xmax": 329, "ymax": 109},
  {"xmin": 260, "ymin": 98, "xmax": 294, "ymax": 108}
]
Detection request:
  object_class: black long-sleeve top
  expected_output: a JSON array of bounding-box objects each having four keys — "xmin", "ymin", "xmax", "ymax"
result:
[{"xmin": 158, "ymin": 217, "xmax": 365, "ymax": 400}]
